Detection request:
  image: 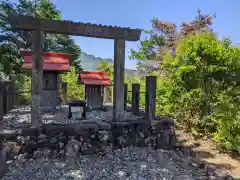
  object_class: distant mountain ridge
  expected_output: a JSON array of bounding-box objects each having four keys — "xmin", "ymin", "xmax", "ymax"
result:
[
  {"xmin": 80, "ymin": 52, "xmax": 138, "ymax": 75},
  {"xmin": 80, "ymin": 52, "xmax": 112, "ymax": 70}
]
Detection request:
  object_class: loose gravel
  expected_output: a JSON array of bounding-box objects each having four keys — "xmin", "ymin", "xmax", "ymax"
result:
[{"xmin": 2, "ymin": 147, "xmax": 207, "ymax": 180}]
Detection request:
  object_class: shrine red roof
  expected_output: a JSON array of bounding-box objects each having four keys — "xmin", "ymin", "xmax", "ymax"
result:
[
  {"xmin": 79, "ymin": 71, "xmax": 112, "ymax": 85},
  {"xmin": 20, "ymin": 50, "xmax": 71, "ymax": 71}
]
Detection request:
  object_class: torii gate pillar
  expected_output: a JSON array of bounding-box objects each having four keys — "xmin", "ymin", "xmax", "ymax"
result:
[
  {"xmin": 31, "ymin": 29, "xmax": 44, "ymax": 127},
  {"xmin": 113, "ymin": 39, "xmax": 125, "ymax": 120}
]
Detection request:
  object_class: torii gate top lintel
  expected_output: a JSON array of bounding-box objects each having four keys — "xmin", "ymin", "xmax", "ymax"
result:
[{"xmin": 8, "ymin": 13, "xmax": 141, "ymax": 41}]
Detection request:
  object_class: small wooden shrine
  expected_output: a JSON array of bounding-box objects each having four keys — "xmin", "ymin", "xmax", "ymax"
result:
[
  {"xmin": 79, "ymin": 71, "xmax": 111, "ymax": 108},
  {"xmin": 20, "ymin": 50, "xmax": 71, "ymax": 112}
]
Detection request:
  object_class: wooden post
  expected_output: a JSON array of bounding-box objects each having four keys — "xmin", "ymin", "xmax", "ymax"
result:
[
  {"xmin": 8, "ymin": 82, "xmax": 12, "ymax": 110},
  {"xmin": 11, "ymin": 82, "xmax": 14, "ymax": 107},
  {"xmin": 62, "ymin": 82, "xmax": 68, "ymax": 104},
  {"xmin": 84, "ymin": 85, "xmax": 88, "ymax": 101},
  {"xmin": 0, "ymin": 83, "xmax": 3, "ymax": 121},
  {"xmin": 31, "ymin": 29, "xmax": 44, "ymax": 127},
  {"xmin": 7, "ymin": 83, "xmax": 10, "ymax": 110},
  {"xmin": 132, "ymin": 83, "xmax": 140, "ymax": 114},
  {"xmin": 5, "ymin": 83, "xmax": 9, "ymax": 112},
  {"xmin": 113, "ymin": 39, "xmax": 125, "ymax": 121},
  {"xmin": 103, "ymin": 86, "xmax": 108, "ymax": 103},
  {"xmin": 124, "ymin": 84, "xmax": 128, "ymax": 110},
  {"xmin": 2, "ymin": 83, "xmax": 6, "ymax": 114},
  {"xmin": 9, "ymin": 82, "xmax": 13, "ymax": 109},
  {"xmin": 100, "ymin": 85, "xmax": 104, "ymax": 106},
  {"xmin": 145, "ymin": 76, "xmax": 157, "ymax": 121}
]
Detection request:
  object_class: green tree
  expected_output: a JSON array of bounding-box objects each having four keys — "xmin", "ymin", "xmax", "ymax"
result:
[
  {"xmin": 0, "ymin": 0, "xmax": 81, "ymax": 77},
  {"xmin": 159, "ymin": 31, "xmax": 240, "ymax": 152},
  {"xmin": 131, "ymin": 10, "xmax": 214, "ymax": 73},
  {"xmin": 97, "ymin": 60, "xmax": 114, "ymax": 80},
  {"xmin": 60, "ymin": 66, "xmax": 84, "ymax": 100}
]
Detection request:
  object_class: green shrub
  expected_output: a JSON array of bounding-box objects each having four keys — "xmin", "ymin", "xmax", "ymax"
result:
[
  {"xmin": 60, "ymin": 66, "xmax": 84, "ymax": 100},
  {"xmin": 14, "ymin": 74, "xmax": 31, "ymax": 104},
  {"xmin": 125, "ymin": 32, "xmax": 240, "ymax": 152}
]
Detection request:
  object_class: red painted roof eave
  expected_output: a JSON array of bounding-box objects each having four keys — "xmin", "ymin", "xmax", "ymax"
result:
[
  {"xmin": 22, "ymin": 69, "xmax": 70, "ymax": 72},
  {"xmin": 81, "ymin": 79, "xmax": 112, "ymax": 85},
  {"xmin": 78, "ymin": 71, "xmax": 111, "ymax": 85},
  {"xmin": 21, "ymin": 65, "xmax": 70, "ymax": 72},
  {"xmin": 20, "ymin": 50, "xmax": 73, "ymax": 57},
  {"xmin": 20, "ymin": 50, "xmax": 72, "ymax": 71}
]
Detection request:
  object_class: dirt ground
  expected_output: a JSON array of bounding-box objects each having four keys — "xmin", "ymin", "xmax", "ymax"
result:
[{"xmin": 175, "ymin": 129, "xmax": 240, "ymax": 178}]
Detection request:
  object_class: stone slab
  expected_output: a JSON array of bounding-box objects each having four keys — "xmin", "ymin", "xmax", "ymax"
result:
[{"xmin": 81, "ymin": 120, "xmax": 111, "ymax": 130}]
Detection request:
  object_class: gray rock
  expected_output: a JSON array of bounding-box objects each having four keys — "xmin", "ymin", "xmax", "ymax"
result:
[
  {"xmin": 0, "ymin": 162, "xmax": 8, "ymax": 179},
  {"xmin": 172, "ymin": 175, "xmax": 194, "ymax": 180},
  {"xmin": 19, "ymin": 127, "xmax": 39, "ymax": 136},
  {"xmin": 42, "ymin": 148, "xmax": 51, "ymax": 157},
  {"xmin": 64, "ymin": 139, "xmax": 81, "ymax": 159},
  {"xmin": 0, "ymin": 129, "xmax": 18, "ymax": 141},
  {"xmin": 1, "ymin": 143, "xmax": 14, "ymax": 162},
  {"xmin": 221, "ymin": 174, "xmax": 235, "ymax": 180},
  {"xmin": 205, "ymin": 164, "xmax": 217, "ymax": 176},
  {"xmin": 72, "ymin": 123, "xmax": 99, "ymax": 134},
  {"xmin": 208, "ymin": 175, "xmax": 218, "ymax": 180},
  {"xmin": 154, "ymin": 117, "xmax": 175, "ymax": 130},
  {"xmin": 38, "ymin": 133, "xmax": 47, "ymax": 139},
  {"xmin": 16, "ymin": 153, "xmax": 27, "ymax": 163},
  {"xmin": 98, "ymin": 130, "xmax": 110, "ymax": 142},
  {"xmin": 33, "ymin": 150, "xmax": 43, "ymax": 158},
  {"xmin": 16, "ymin": 136, "xmax": 25, "ymax": 145}
]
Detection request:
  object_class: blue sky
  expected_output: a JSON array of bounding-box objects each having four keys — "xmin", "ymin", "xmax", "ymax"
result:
[{"xmin": 54, "ymin": 0, "xmax": 238, "ymax": 70}]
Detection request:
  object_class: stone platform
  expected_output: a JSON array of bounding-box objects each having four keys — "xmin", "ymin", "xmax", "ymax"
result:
[
  {"xmin": 0, "ymin": 105, "xmax": 177, "ymax": 179},
  {"xmin": 0, "ymin": 105, "xmax": 142, "ymax": 129}
]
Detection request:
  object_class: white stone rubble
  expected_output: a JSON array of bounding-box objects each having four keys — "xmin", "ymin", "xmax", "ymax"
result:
[{"xmin": 1, "ymin": 148, "xmax": 204, "ymax": 180}]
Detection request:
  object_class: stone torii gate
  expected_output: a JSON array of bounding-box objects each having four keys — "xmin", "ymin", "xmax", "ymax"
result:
[{"xmin": 8, "ymin": 13, "xmax": 141, "ymax": 126}]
